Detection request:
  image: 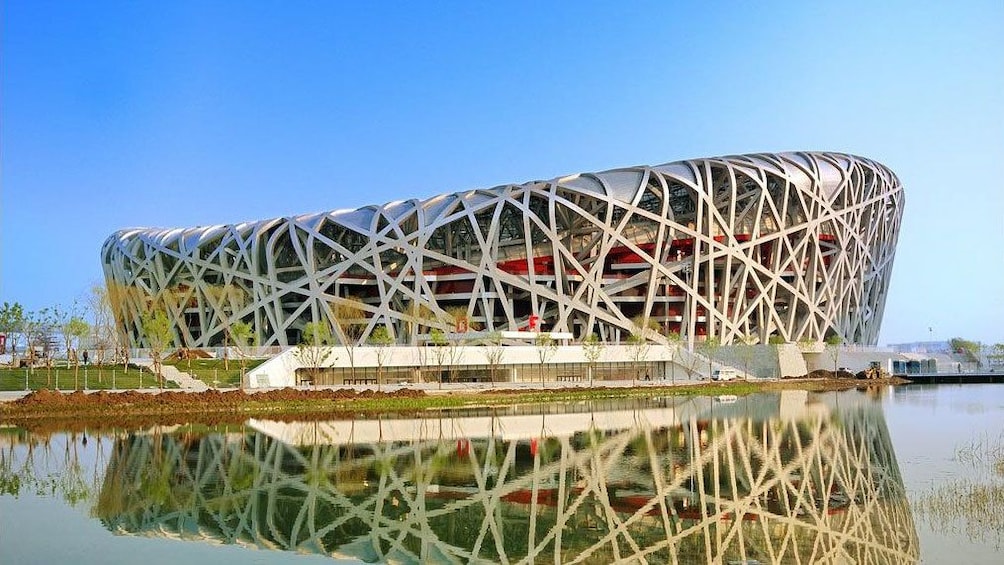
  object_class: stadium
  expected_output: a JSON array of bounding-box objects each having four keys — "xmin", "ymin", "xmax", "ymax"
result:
[{"xmin": 102, "ymin": 151, "xmax": 903, "ymax": 353}]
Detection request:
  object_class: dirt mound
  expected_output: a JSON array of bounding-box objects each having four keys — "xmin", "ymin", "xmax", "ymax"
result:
[
  {"xmin": 8, "ymin": 386, "xmax": 427, "ymax": 412},
  {"xmin": 16, "ymin": 389, "xmax": 71, "ymax": 405}
]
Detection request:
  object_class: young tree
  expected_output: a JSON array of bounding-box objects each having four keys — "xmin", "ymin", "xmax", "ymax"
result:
[
  {"xmin": 67, "ymin": 316, "xmax": 91, "ymax": 389},
  {"xmin": 628, "ymin": 315, "xmax": 658, "ymax": 384},
  {"xmin": 406, "ymin": 301, "xmax": 436, "ymax": 379},
  {"xmin": 105, "ymin": 281, "xmax": 141, "ymax": 366},
  {"xmin": 0, "ymin": 302, "xmax": 25, "ymax": 363},
  {"xmin": 23, "ymin": 308, "xmax": 56, "ymax": 382},
  {"xmin": 204, "ymin": 284, "xmax": 248, "ymax": 370},
  {"xmin": 333, "ymin": 297, "xmax": 367, "ymax": 380},
  {"xmin": 736, "ymin": 332, "xmax": 757, "ymax": 379},
  {"xmin": 87, "ymin": 283, "xmax": 117, "ymax": 373},
  {"xmin": 534, "ymin": 333, "xmax": 557, "ymax": 386},
  {"xmin": 767, "ymin": 335, "xmax": 786, "ymax": 380},
  {"xmin": 626, "ymin": 333, "xmax": 650, "ymax": 385},
  {"xmin": 682, "ymin": 341, "xmax": 703, "ymax": 380},
  {"xmin": 825, "ymin": 334, "xmax": 843, "ymax": 375},
  {"xmin": 367, "ymin": 325, "xmax": 395, "ymax": 390},
  {"xmin": 429, "ymin": 328, "xmax": 450, "ymax": 388},
  {"xmin": 481, "ymin": 331, "xmax": 505, "ymax": 386},
  {"xmin": 697, "ymin": 336, "xmax": 721, "ymax": 380},
  {"xmin": 295, "ymin": 321, "xmax": 336, "ymax": 387},
  {"xmin": 228, "ymin": 321, "xmax": 256, "ymax": 388},
  {"xmin": 664, "ymin": 330, "xmax": 681, "ymax": 384},
  {"xmin": 405, "ymin": 300, "xmax": 436, "ymax": 346},
  {"xmin": 141, "ymin": 310, "xmax": 173, "ymax": 388},
  {"xmin": 444, "ymin": 307, "xmax": 471, "ymax": 383},
  {"xmin": 55, "ymin": 303, "xmax": 88, "ymax": 369},
  {"xmin": 581, "ymin": 333, "xmax": 604, "ymax": 386}
]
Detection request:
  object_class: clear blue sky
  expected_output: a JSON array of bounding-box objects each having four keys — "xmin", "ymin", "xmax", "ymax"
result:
[{"xmin": 2, "ymin": 1, "xmax": 1002, "ymax": 345}]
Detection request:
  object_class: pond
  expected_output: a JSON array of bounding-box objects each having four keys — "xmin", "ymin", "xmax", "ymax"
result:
[{"xmin": 1, "ymin": 385, "xmax": 1001, "ymax": 564}]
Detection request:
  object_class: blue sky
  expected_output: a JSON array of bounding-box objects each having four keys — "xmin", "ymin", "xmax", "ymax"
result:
[{"xmin": 2, "ymin": 1, "xmax": 1002, "ymax": 345}]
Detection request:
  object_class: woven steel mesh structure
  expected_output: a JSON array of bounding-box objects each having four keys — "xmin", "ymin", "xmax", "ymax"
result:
[{"xmin": 102, "ymin": 151, "xmax": 903, "ymax": 348}]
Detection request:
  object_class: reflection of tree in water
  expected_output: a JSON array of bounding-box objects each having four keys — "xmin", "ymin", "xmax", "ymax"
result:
[
  {"xmin": 87, "ymin": 395, "xmax": 918, "ymax": 564},
  {"xmin": 0, "ymin": 430, "xmax": 107, "ymax": 506}
]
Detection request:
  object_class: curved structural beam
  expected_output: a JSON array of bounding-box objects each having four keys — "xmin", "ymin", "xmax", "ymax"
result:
[{"xmin": 102, "ymin": 151, "xmax": 903, "ymax": 348}]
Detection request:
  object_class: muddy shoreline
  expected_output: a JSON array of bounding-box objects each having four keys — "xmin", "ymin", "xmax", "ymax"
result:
[{"xmin": 0, "ymin": 376, "xmax": 908, "ymax": 434}]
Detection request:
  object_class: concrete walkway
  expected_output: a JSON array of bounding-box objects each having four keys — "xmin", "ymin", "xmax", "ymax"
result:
[{"xmin": 132, "ymin": 360, "xmax": 210, "ymax": 391}]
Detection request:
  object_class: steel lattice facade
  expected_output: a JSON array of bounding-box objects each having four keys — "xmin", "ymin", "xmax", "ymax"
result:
[{"xmin": 102, "ymin": 151, "xmax": 903, "ymax": 348}]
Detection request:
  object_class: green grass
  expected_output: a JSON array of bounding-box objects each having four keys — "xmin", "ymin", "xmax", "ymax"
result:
[
  {"xmin": 0, "ymin": 364, "xmax": 178, "ymax": 391},
  {"xmin": 164, "ymin": 358, "xmax": 266, "ymax": 387}
]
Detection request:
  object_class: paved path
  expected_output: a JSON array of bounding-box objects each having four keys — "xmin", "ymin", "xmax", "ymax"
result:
[{"xmin": 132, "ymin": 360, "xmax": 210, "ymax": 391}]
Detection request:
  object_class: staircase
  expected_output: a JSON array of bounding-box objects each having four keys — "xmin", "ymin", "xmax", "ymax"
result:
[{"xmin": 134, "ymin": 360, "xmax": 210, "ymax": 391}]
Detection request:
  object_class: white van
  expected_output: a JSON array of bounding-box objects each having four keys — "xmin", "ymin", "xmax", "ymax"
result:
[{"xmin": 711, "ymin": 368, "xmax": 738, "ymax": 381}]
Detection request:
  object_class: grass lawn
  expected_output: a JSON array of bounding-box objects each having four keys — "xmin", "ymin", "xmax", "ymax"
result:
[
  {"xmin": 0, "ymin": 364, "xmax": 179, "ymax": 391},
  {"xmin": 164, "ymin": 358, "xmax": 266, "ymax": 387}
]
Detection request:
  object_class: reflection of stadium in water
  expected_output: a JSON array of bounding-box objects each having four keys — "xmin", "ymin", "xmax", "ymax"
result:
[{"xmin": 97, "ymin": 391, "xmax": 918, "ymax": 564}]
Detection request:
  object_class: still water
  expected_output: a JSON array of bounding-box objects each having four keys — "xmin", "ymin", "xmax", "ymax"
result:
[{"xmin": 1, "ymin": 385, "xmax": 1001, "ymax": 564}]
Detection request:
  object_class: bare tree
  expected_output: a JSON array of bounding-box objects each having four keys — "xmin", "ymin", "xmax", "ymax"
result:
[
  {"xmin": 444, "ymin": 307, "xmax": 470, "ymax": 383},
  {"xmin": 294, "ymin": 321, "xmax": 336, "ymax": 387},
  {"xmin": 67, "ymin": 316, "xmax": 90, "ymax": 389},
  {"xmin": 736, "ymin": 332, "xmax": 757, "ymax": 380},
  {"xmin": 406, "ymin": 301, "xmax": 436, "ymax": 380},
  {"xmin": 481, "ymin": 331, "xmax": 505, "ymax": 386},
  {"xmin": 683, "ymin": 342, "xmax": 703, "ymax": 380},
  {"xmin": 55, "ymin": 302, "xmax": 88, "ymax": 369},
  {"xmin": 23, "ymin": 308, "xmax": 56, "ymax": 383},
  {"xmin": 204, "ymin": 284, "xmax": 248, "ymax": 370},
  {"xmin": 626, "ymin": 333, "xmax": 650, "ymax": 385},
  {"xmin": 333, "ymin": 297, "xmax": 367, "ymax": 380},
  {"xmin": 581, "ymin": 333, "xmax": 604, "ymax": 386},
  {"xmin": 87, "ymin": 283, "xmax": 116, "ymax": 374},
  {"xmin": 628, "ymin": 315, "xmax": 659, "ymax": 384}
]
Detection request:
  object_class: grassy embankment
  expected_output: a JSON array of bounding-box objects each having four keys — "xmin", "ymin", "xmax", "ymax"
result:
[{"xmin": 0, "ymin": 364, "xmax": 178, "ymax": 391}]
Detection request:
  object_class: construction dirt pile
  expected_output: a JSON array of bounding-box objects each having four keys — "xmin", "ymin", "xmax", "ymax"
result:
[
  {"xmin": 789, "ymin": 368, "xmax": 872, "ymax": 380},
  {"xmin": 8, "ymin": 386, "xmax": 427, "ymax": 411}
]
